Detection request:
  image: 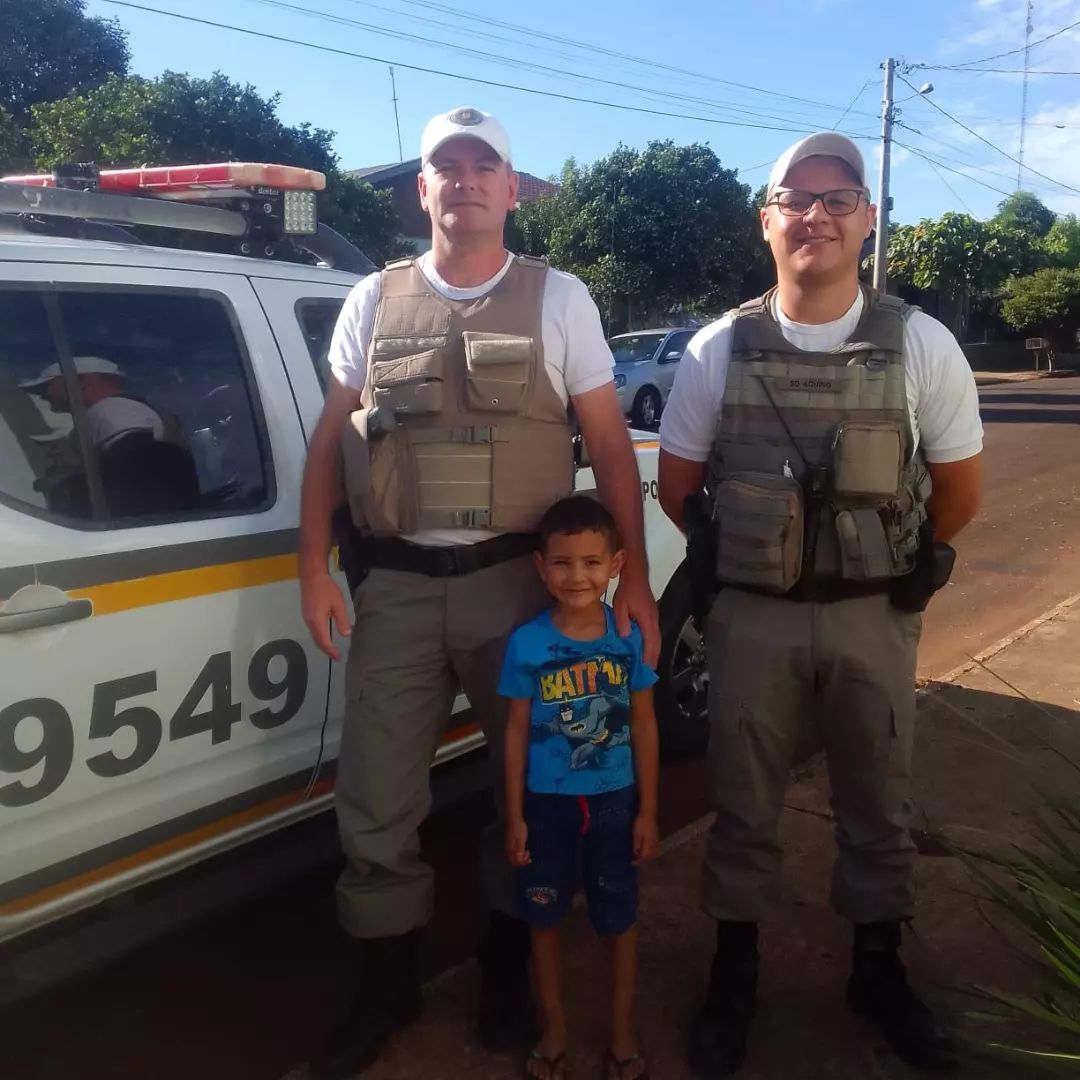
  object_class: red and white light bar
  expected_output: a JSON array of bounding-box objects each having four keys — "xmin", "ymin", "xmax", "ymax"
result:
[{"xmin": 0, "ymin": 162, "xmax": 326, "ymax": 198}]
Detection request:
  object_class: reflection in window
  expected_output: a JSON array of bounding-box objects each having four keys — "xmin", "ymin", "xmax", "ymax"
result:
[
  {"xmin": 0, "ymin": 287, "xmax": 271, "ymax": 525},
  {"xmin": 297, "ymin": 298, "xmax": 345, "ymax": 393}
]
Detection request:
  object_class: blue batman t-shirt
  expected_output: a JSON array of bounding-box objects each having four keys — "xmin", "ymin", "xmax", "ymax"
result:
[{"xmin": 498, "ymin": 604, "xmax": 658, "ymax": 796}]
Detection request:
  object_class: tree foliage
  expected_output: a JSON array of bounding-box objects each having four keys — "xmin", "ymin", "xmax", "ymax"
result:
[
  {"xmin": 1044, "ymin": 214, "xmax": 1080, "ymax": 269},
  {"xmin": 993, "ymin": 190, "xmax": 1057, "ymax": 240},
  {"xmin": 1, "ymin": 0, "xmax": 129, "ymax": 119},
  {"xmin": 23, "ymin": 71, "xmax": 403, "ymax": 265},
  {"xmin": 515, "ymin": 141, "xmax": 756, "ymax": 333},
  {"xmin": 1000, "ymin": 267, "xmax": 1080, "ymax": 348}
]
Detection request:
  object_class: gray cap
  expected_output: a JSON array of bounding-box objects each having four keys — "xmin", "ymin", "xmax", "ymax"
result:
[{"xmin": 766, "ymin": 133, "xmax": 868, "ymax": 201}]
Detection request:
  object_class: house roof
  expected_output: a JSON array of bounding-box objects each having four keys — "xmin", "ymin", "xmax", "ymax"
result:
[{"xmin": 346, "ymin": 158, "xmax": 558, "ymax": 203}]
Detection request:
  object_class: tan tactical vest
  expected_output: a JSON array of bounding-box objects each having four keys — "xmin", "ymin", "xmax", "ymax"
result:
[
  {"xmin": 341, "ymin": 254, "xmax": 573, "ymax": 537},
  {"xmin": 706, "ymin": 287, "xmax": 931, "ymax": 593}
]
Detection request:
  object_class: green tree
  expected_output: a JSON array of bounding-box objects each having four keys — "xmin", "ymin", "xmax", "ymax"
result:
[
  {"xmin": 1, "ymin": 0, "xmax": 129, "ymax": 120},
  {"xmin": 992, "ymin": 190, "xmax": 1056, "ymax": 239},
  {"xmin": 1044, "ymin": 214, "xmax": 1080, "ymax": 269},
  {"xmin": 1000, "ymin": 267, "xmax": 1080, "ymax": 352},
  {"xmin": 888, "ymin": 212, "xmax": 1044, "ymax": 338},
  {"xmin": 28, "ymin": 72, "xmax": 403, "ymax": 264},
  {"xmin": 515, "ymin": 141, "xmax": 755, "ymax": 333},
  {"xmin": 0, "ymin": 107, "xmax": 32, "ymax": 173}
]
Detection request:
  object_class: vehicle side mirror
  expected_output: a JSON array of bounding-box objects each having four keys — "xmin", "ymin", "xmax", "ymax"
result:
[{"xmin": 663, "ymin": 349, "xmax": 682, "ymax": 362}]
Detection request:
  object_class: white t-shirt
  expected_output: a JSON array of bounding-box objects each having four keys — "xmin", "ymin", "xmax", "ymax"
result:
[
  {"xmin": 329, "ymin": 250, "xmax": 613, "ymax": 546},
  {"xmin": 659, "ymin": 291, "xmax": 983, "ymax": 465},
  {"xmin": 85, "ymin": 396, "xmax": 165, "ymax": 448}
]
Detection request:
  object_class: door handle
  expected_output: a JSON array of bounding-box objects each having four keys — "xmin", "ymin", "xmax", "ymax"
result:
[{"xmin": 0, "ymin": 598, "xmax": 93, "ymax": 634}]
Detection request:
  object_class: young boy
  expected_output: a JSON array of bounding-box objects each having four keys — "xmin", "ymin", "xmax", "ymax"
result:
[{"xmin": 500, "ymin": 495, "xmax": 660, "ymax": 1080}]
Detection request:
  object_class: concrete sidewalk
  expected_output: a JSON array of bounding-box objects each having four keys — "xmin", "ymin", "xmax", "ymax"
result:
[{"xmin": 285, "ymin": 597, "xmax": 1080, "ymax": 1080}]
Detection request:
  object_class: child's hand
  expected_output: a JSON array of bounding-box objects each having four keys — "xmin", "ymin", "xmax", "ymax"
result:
[
  {"xmin": 505, "ymin": 818, "xmax": 531, "ymax": 867},
  {"xmin": 633, "ymin": 813, "xmax": 660, "ymax": 865}
]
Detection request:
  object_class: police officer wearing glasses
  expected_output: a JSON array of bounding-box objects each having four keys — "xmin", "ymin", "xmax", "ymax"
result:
[
  {"xmin": 658, "ymin": 133, "xmax": 983, "ymax": 1075},
  {"xmin": 299, "ymin": 107, "xmax": 659, "ymax": 1078}
]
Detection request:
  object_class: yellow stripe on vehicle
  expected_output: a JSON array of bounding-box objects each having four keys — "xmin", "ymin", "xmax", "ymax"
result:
[{"xmin": 68, "ymin": 553, "xmax": 299, "ymax": 616}]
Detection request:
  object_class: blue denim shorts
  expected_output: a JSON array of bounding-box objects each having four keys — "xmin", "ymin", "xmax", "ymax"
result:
[{"xmin": 517, "ymin": 785, "xmax": 639, "ymax": 936}]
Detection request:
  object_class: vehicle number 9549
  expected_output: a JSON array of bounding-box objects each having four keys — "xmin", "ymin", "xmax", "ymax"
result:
[{"xmin": 0, "ymin": 640, "xmax": 308, "ymax": 809}]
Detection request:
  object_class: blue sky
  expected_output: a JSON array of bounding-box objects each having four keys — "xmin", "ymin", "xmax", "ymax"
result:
[{"xmin": 85, "ymin": 0, "xmax": 1080, "ymax": 222}]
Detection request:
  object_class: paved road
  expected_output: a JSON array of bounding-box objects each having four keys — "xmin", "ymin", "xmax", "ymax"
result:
[
  {"xmin": 919, "ymin": 375, "xmax": 1080, "ymax": 678},
  {"xmin": 3, "ymin": 376, "xmax": 1078, "ymax": 1080}
]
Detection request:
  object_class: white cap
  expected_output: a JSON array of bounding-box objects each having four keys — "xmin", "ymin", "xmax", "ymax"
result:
[
  {"xmin": 20, "ymin": 355, "xmax": 122, "ymax": 389},
  {"xmin": 420, "ymin": 107, "xmax": 511, "ymax": 165},
  {"xmin": 766, "ymin": 133, "xmax": 868, "ymax": 201}
]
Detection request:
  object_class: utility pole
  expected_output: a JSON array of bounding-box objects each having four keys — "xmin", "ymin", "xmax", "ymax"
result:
[
  {"xmin": 872, "ymin": 58, "xmax": 896, "ymax": 294},
  {"xmin": 389, "ymin": 66, "xmax": 403, "ymax": 162},
  {"xmin": 607, "ymin": 178, "xmax": 618, "ymax": 335},
  {"xmin": 1018, "ymin": 1, "xmax": 1034, "ymax": 190}
]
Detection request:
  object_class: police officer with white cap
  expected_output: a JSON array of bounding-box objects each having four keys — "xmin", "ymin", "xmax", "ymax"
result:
[
  {"xmin": 658, "ymin": 133, "xmax": 983, "ymax": 1075},
  {"xmin": 300, "ymin": 106, "xmax": 659, "ymax": 1078}
]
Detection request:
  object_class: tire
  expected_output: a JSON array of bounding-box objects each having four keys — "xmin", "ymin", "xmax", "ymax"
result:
[
  {"xmin": 631, "ymin": 386, "xmax": 661, "ymax": 429},
  {"xmin": 655, "ymin": 563, "xmax": 709, "ymax": 760}
]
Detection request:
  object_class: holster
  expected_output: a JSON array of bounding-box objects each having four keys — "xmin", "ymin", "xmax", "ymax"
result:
[
  {"xmin": 889, "ymin": 520, "xmax": 956, "ymax": 613},
  {"xmin": 332, "ymin": 503, "xmax": 369, "ymax": 597},
  {"xmin": 684, "ymin": 493, "xmax": 719, "ymax": 630}
]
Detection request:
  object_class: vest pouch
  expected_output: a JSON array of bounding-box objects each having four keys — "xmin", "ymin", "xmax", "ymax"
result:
[
  {"xmin": 462, "ymin": 331, "xmax": 531, "ymax": 413},
  {"xmin": 713, "ymin": 472, "xmax": 804, "ymax": 594},
  {"xmin": 371, "ymin": 349, "xmax": 444, "ymax": 417},
  {"xmin": 834, "ymin": 507, "xmax": 896, "ymax": 581},
  {"xmin": 341, "ymin": 408, "xmax": 419, "ymax": 536},
  {"xmin": 831, "ymin": 422, "xmax": 904, "ymax": 499}
]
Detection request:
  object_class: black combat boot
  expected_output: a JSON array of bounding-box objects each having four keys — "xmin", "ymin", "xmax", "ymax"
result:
[
  {"xmin": 310, "ymin": 930, "xmax": 423, "ymax": 1079},
  {"xmin": 688, "ymin": 921, "xmax": 759, "ymax": 1077},
  {"xmin": 475, "ymin": 909, "xmax": 533, "ymax": 1051},
  {"xmin": 847, "ymin": 921, "xmax": 957, "ymax": 1071}
]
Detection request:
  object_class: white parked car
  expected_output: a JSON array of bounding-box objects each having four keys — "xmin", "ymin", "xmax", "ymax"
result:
[
  {"xmin": 0, "ymin": 163, "xmax": 708, "ymax": 946},
  {"xmin": 610, "ymin": 327, "xmax": 696, "ymax": 428}
]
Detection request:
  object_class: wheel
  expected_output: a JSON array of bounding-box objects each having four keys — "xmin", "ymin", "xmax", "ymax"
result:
[
  {"xmin": 655, "ymin": 563, "xmax": 710, "ymax": 760},
  {"xmin": 631, "ymin": 386, "xmax": 661, "ymax": 429}
]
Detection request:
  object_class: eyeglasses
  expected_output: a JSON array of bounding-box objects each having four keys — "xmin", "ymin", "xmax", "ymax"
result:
[{"xmin": 769, "ymin": 189, "xmax": 867, "ymax": 217}]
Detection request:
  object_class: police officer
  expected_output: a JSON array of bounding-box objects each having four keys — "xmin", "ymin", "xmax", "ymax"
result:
[
  {"xmin": 657, "ymin": 133, "xmax": 983, "ymax": 1076},
  {"xmin": 299, "ymin": 107, "xmax": 659, "ymax": 1079}
]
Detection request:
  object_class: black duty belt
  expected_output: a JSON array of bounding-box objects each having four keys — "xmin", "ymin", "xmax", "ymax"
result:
[
  {"xmin": 362, "ymin": 532, "xmax": 538, "ymax": 578},
  {"xmin": 730, "ymin": 577, "xmax": 894, "ymax": 604},
  {"xmin": 785, "ymin": 577, "xmax": 893, "ymax": 603}
]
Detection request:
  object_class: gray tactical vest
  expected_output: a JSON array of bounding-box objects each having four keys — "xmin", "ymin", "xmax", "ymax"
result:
[{"xmin": 706, "ymin": 286, "xmax": 931, "ymax": 593}]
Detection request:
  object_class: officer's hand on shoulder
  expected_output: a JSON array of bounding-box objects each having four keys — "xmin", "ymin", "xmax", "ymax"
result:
[{"xmin": 301, "ymin": 571, "xmax": 352, "ymax": 661}]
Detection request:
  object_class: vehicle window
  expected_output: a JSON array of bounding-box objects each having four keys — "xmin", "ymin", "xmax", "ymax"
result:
[
  {"xmin": 0, "ymin": 284, "xmax": 272, "ymax": 526},
  {"xmin": 608, "ymin": 333, "xmax": 666, "ymax": 365},
  {"xmin": 664, "ymin": 331, "xmax": 696, "ymax": 358},
  {"xmin": 296, "ymin": 298, "xmax": 345, "ymax": 393}
]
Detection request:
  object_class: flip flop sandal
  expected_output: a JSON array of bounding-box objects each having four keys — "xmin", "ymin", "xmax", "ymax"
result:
[
  {"xmin": 605, "ymin": 1048, "xmax": 649, "ymax": 1080},
  {"xmin": 524, "ymin": 1047, "xmax": 568, "ymax": 1080}
]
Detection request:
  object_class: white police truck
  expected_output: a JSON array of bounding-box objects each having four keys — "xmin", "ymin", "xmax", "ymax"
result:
[{"xmin": 0, "ymin": 162, "xmax": 706, "ymax": 949}]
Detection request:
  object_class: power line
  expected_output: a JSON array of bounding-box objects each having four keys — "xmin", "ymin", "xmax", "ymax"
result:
[
  {"xmin": 924, "ymin": 67, "xmax": 1080, "ymax": 75},
  {"xmin": 894, "ymin": 123, "xmax": 1070, "ymax": 196},
  {"xmin": 242, "ymin": 0, "xmax": 861, "ymax": 131},
  {"xmin": 98, "ymin": 0, "xmax": 857, "ymax": 136},
  {"xmin": 922, "ymin": 155, "xmax": 976, "ymax": 214},
  {"xmin": 897, "ymin": 72, "xmax": 1080, "ymax": 196},
  {"xmin": 341, "ymin": 0, "xmax": 880, "ymax": 119},
  {"xmin": 832, "ymin": 77, "xmax": 873, "ymax": 130},
  {"xmin": 917, "ymin": 14, "xmax": 1080, "ymax": 69},
  {"xmin": 895, "ymin": 141, "xmax": 1013, "ymax": 197}
]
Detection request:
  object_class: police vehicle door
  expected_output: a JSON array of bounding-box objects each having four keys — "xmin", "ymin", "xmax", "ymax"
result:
[
  {"xmin": 252, "ymin": 276, "xmax": 487, "ymax": 764},
  {"xmin": 0, "ymin": 266, "xmax": 330, "ymax": 939}
]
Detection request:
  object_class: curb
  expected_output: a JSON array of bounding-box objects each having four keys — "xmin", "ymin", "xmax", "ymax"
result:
[{"xmin": 918, "ymin": 590, "xmax": 1080, "ymax": 696}]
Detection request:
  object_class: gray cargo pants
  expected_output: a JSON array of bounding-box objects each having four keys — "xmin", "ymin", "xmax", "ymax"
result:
[
  {"xmin": 702, "ymin": 588, "xmax": 921, "ymax": 924},
  {"xmin": 335, "ymin": 555, "xmax": 548, "ymax": 939}
]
